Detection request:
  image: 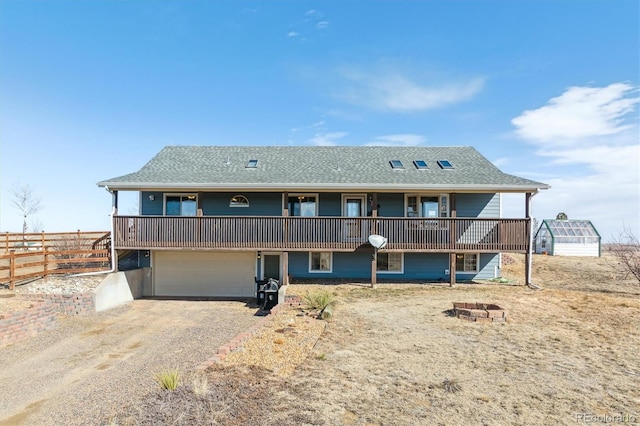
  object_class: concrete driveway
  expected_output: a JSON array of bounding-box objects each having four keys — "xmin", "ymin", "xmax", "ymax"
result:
[{"xmin": 0, "ymin": 299, "xmax": 261, "ymax": 425}]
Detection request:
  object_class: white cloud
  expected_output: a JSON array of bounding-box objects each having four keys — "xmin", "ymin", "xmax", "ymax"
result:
[
  {"xmin": 512, "ymin": 83, "xmax": 639, "ymax": 143},
  {"xmin": 507, "ymin": 83, "xmax": 640, "ymax": 240},
  {"xmin": 365, "ymin": 134, "xmax": 427, "ymax": 147},
  {"xmin": 308, "ymin": 132, "xmax": 347, "ymax": 146},
  {"xmin": 305, "ymin": 9, "xmax": 317, "ymax": 16},
  {"xmin": 316, "ymin": 21, "xmax": 329, "ymax": 29},
  {"xmin": 287, "ymin": 31, "xmax": 299, "ymax": 38},
  {"xmin": 337, "ymin": 69, "xmax": 485, "ymax": 112}
]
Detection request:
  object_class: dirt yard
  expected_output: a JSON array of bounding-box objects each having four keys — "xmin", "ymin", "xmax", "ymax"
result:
[
  {"xmin": 2, "ymin": 253, "xmax": 639, "ymax": 425},
  {"xmin": 109, "ymin": 253, "xmax": 640, "ymax": 425}
]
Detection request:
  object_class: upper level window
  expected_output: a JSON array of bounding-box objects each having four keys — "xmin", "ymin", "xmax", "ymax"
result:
[
  {"xmin": 246, "ymin": 159, "xmax": 258, "ymax": 168},
  {"xmin": 165, "ymin": 194, "xmax": 197, "ymax": 216},
  {"xmin": 288, "ymin": 194, "xmax": 317, "ymax": 217},
  {"xmin": 406, "ymin": 194, "xmax": 449, "ymax": 218},
  {"xmin": 230, "ymin": 195, "xmax": 249, "ymax": 207}
]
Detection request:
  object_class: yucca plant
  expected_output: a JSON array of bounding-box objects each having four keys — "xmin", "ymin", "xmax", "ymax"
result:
[
  {"xmin": 154, "ymin": 369, "xmax": 181, "ymax": 391},
  {"xmin": 303, "ymin": 290, "xmax": 337, "ymax": 319}
]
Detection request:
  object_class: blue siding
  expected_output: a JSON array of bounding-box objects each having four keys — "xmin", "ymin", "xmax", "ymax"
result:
[
  {"xmin": 203, "ymin": 192, "xmax": 282, "ymax": 215},
  {"xmin": 141, "ymin": 192, "xmax": 163, "ymax": 215},
  {"xmin": 318, "ymin": 193, "xmax": 341, "ymax": 216},
  {"xmin": 456, "ymin": 193, "xmax": 499, "ymax": 218},
  {"xmin": 377, "ymin": 193, "xmax": 405, "ymax": 217},
  {"xmin": 288, "ymin": 251, "xmax": 499, "ymax": 281}
]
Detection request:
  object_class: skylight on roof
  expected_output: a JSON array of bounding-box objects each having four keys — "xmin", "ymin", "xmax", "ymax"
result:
[
  {"xmin": 246, "ymin": 159, "xmax": 258, "ymax": 169},
  {"xmin": 390, "ymin": 160, "xmax": 404, "ymax": 170},
  {"xmin": 437, "ymin": 160, "xmax": 454, "ymax": 169},
  {"xmin": 413, "ymin": 160, "xmax": 428, "ymax": 169}
]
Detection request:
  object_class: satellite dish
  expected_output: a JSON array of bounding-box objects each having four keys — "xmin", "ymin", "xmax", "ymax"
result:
[{"xmin": 368, "ymin": 234, "xmax": 388, "ymax": 250}]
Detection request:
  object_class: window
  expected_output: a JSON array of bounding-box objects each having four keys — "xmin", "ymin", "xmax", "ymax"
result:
[
  {"xmin": 456, "ymin": 253, "xmax": 478, "ymax": 272},
  {"xmin": 165, "ymin": 194, "xmax": 197, "ymax": 216},
  {"xmin": 309, "ymin": 252, "xmax": 332, "ymax": 273},
  {"xmin": 390, "ymin": 160, "xmax": 405, "ymax": 169},
  {"xmin": 413, "ymin": 160, "xmax": 428, "ymax": 169},
  {"xmin": 406, "ymin": 194, "xmax": 449, "ymax": 218},
  {"xmin": 246, "ymin": 159, "xmax": 258, "ymax": 168},
  {"xmin": 377, "ymin": 252, "xmax": 403, "ymax": 273},
  {"xmin": 288, "ymin": 194, "xmax": 317, "ymax": 217},
  {"xmin": 229, "ymin": 195, "xmax": 249, "ymax": 207},
  {"xmin": 437, "ymin": 160, "xmax": 454, "ymax": 169}
]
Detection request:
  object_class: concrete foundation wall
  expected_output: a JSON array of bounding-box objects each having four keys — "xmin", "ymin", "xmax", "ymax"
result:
[
  {"xmin": 94, "ymin": 272, "xmax": 134, "ymax": 312},
  {"xmin": 124, "ymin": 268, "xmax": 152, "ymax": 298}
]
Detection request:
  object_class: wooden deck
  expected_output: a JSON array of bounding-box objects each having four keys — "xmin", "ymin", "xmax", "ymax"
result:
[{"xmin": 113, "ymin": 216, "xmax": 530, "ymax": 253}]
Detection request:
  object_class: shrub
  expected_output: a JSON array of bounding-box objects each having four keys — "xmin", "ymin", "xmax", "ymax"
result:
[
  {"xmin": 190, "ymin": 373, "xmax": 209, "ymax": 396},
  {"xmin": 609, "ymin": 227, "xmax": 640, "ymax": 283},
  {"xmin": 303, "ymin": 290, "xmax": 336, "ymax": 312},
  {"xmin": 154, "ymin": 369, "xmax": 181, "ymax": 391}
]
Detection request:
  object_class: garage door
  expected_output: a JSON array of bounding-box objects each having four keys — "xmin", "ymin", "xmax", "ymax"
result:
[{"xmin": 153, "ymin": 251, "xmax": 256, "ymax": 297}]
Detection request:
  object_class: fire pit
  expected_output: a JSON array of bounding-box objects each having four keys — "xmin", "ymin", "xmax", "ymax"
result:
[{"xmin": 453, "ymin": 302, "xmax": 507, "ymax": 323}]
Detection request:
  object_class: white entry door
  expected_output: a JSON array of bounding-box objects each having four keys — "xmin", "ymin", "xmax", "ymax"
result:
[{"xmin": 342, "ymin": 195, "xmax": 366, "ymax": 241}]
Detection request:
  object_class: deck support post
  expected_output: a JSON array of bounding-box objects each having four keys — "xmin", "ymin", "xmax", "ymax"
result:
[
  {"xmin": 449, "ymin": 253, "xmax": 456, "ymax": 287},
  {"xmin": 370, "ymin": 193, "xmax": 378, "ymax": 289},
  {"xmin": 525, "ymin": 192, "xmax": 534, "ymax": 287}
]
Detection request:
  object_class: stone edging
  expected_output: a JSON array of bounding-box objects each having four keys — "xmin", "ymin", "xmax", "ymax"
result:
[
  {"xmin": 196, "ymin": 295, "xmax": 303, "ymax": 371},
  {"xmin": 0, "ymin": 299, "xmax": 57, "ymax": 347}
]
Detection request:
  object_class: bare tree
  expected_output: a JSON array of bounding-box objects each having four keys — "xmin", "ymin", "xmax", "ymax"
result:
[
  {"xmin": 556, "ymin": 212, "xmax": 568, "ymax": 220},
  {"xmin": 609, "ymin": 226, "xmax": 640, "ymax": 283},
  {"xmin": 10, "ymin": 184, "xmax": 43, "ymax": 238}
]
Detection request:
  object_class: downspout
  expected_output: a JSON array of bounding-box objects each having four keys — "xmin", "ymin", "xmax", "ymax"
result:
[
  {"xmin": 72, "ymin": 186, "xmax": 117, "ymax": 277},
  {"xmin": 526, "ymin": 191, "xmax": 542, "ymax": 290}
]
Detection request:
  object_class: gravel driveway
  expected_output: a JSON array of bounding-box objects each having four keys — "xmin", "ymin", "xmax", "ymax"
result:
[{"xmin": 0, "ymin": 299, "xmax": 261, "ymax": 425}]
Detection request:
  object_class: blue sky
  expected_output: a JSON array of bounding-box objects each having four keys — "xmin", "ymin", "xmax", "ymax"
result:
[{"xmin": 1, "ymin": 0, "xmax": 638, "ymax": 241}]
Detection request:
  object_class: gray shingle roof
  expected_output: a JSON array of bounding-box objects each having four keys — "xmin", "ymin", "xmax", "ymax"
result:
[{"xmin": 98, "ymin": 146, "xmax": 549, "ymax": 192}]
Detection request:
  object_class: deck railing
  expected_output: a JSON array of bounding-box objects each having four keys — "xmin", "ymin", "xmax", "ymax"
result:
[{"xmin": 113, "ymin": 216, "xmax": 530, "ymax": 253}]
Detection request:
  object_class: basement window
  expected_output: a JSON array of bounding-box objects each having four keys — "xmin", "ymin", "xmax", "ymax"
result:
[{"xmin": 390, "ymin": 160, "xmax": 405, "ymax": 169}]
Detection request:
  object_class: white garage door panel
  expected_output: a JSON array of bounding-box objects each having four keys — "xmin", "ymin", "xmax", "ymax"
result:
[{"xmin": 154, "ymin": 251, "xmax": 255, "ymax": 297}]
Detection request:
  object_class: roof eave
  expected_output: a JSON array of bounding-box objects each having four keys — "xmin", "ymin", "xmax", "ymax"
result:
[{"xmin": 98, "ymin": 181, "xmax": 550, "ymax": 193}]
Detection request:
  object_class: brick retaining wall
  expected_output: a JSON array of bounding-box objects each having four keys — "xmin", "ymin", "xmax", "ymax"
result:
[
  {"xmin": 21, "ymin": 292, "xmax": 95, "ymax": 316},
  {"xmin": 0, "ymin": 299, "xmax": 57, "ymax": 347}
]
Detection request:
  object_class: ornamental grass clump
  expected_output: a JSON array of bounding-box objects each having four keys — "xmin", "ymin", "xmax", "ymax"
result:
[
  {"xmin": 154, "ymin": 369, "xmax": 181, "ymax": 391},
  {"xmin": 303, "ymin": 290, "xmax": 337, "ymax": 319}
]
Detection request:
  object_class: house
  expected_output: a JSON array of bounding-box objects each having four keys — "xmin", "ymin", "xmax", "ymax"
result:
[
  {"xmin": 97, "ymin": 146, "xmax": 549, "ymax": 298},
  {"xmin": 534, "ymin": 219, "xmax": 601, "ymax": 257}
]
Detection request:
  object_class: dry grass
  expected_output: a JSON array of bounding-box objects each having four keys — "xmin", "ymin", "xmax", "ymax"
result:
[{"xmin": 113, "ymin": 253, "xmax": 640, "ymax": 424}]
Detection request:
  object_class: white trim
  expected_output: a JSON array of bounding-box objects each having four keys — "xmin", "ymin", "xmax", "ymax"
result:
[
  {"xmin": 163, "ymin": 193, "xmax": 198, "ymax": 216},
  {"xmin": 308, "ymin": 252, "xmax": 333, "ymax": 273},
  {"xmin": 455, "ymin": 253, "xmax": 479, "ymax": 273},
  {"xmin": 405, "ymin": 193, "xmax": 450, "ymax": 218},
  {"xmin": 288, "ymin": 193, "xmax": 319, "ymax": 216},
  {"xmin": 229, "ymin": 194, "xmax": 250, "ymax": 207},
  {"xmin": 100, "ymin": 182, "xmax": 549, "ymax": 193},
  {"xmin": 341, "ymin": 194, "xmax": 367, "ymax": 216},
  {"xmin": 376, "ymin": 252, "xmax": 404, "ymax": 274}
]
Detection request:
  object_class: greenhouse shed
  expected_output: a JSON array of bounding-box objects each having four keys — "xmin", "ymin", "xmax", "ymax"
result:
[{"xmin": 534, "ymin": 220, "xmax": 601, "ymax": 257}]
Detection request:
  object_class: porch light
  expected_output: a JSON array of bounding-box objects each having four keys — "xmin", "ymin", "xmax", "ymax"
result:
[{"xmin": 148, "ymin": 195, "xmax": 155, "ymax": 201}]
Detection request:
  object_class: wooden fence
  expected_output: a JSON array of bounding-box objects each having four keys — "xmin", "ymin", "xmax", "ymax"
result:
[{"xmin": 0, "ymin": 231, "xmax": 111, "ymax": 290}]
